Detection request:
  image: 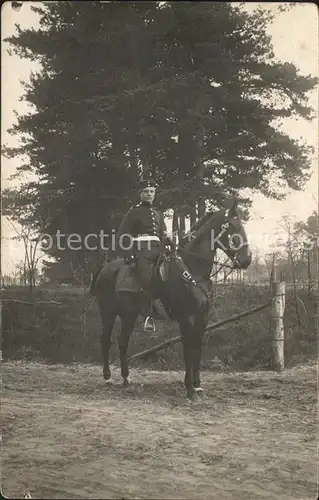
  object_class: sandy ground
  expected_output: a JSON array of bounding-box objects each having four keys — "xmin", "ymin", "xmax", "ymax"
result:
[{"xmin": 2, "ymin": 361, "xmax": 317, "ymax": 499}]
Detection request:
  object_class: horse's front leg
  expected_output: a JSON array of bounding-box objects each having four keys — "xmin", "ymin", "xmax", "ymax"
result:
[
  {"xmin": 179, "ymin": 317, "xmax": 196, "ymax": 401},
  {"xmin": 118, "ymin": 312, "xmax": 137, "ymax": 387}
]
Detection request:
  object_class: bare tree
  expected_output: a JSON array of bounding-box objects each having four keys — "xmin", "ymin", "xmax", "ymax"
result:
[
  {"xmin": 5, "ymin": 218, "xmax": 44, "ymax": 292},
  {"xmin": 294, "ymin": 210, "xmax": 319, "ymax": 298},
  {"xmin": 277, "ymin": 215, "xmax": 308, "ymax": 327}
]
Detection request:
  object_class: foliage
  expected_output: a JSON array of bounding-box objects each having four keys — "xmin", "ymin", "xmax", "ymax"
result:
[
  {"xmin": 3, "ymin": 2, "xmax": 317, "ymax": 281},
  {"xmin": 294, "ymin": 211, "xmax": 319, "ymax": 251},
  {"xmin": 273, "ymin": 212, "xmax": 318, "ymax": 284}
]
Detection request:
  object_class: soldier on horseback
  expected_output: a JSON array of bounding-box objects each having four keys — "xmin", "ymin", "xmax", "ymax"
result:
[{"xmin": 116, "ymin": 177, "xmax": 175, "ymax": 332}]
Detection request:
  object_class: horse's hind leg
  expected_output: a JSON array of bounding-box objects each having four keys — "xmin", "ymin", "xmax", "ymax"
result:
[
  {"xmin": 118, "ymin": 312, "xmax": 136, "ymax": 387},
  {"xmin": 99, "ymin": 303, "xmax": 116, "ymax": 382},
  {"xmin": 192, "ymin": 315, "xmax": 207, "ymax": 393}
]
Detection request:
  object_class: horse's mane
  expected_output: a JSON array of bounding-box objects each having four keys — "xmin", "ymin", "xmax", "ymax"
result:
[{"xmin": 179, "ymin": 210, "xmax": 223, "ymax": 248}]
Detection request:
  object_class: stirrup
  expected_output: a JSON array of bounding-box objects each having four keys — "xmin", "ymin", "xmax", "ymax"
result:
[{"xmin": 143, "ymin": 316, "xmax": 156, "ymax": 333}]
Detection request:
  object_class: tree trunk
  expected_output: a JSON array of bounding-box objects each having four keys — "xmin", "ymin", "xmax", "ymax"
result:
[
  {"xmin": 178, "ymin": 209, "xmax": 186, "ymax": 241},
  {"xmin": 129, "ymin": 147, "xmax": 138, "ymax": 172},
  {"xmin": 288, "ymin": 248, "xmax": 301, "ymax": 327},
  {"xmin": 142, "ymin": 158, "xmax": 149, "ymax": 176},
  {"xmin": 172, "ymin": 209, "xmax": 179, "ymax": 245},
  {"xmin": 28, "ymin": 268, "xmax": 34, "ymax": 293},
  {"xmin": 195, "ymin": 127, "xmax": 206, "ymax": 218},
  {"xmin": 23, "ymin": 254, "xmax": 27, "ymax": 287},
  {"xmin": 270, "ymin": 253, "xmax": 276, "ymax": 285},
  {"xmin": 190, "ymin": 204, "xmax": 197, "ymax": 227},
  {"xmin": 110, "ymin": 124, "xmax": 125, "ymax": 170},
  {"xmin": 307, "ymin": 249, "xmax": 312, "ymax": 299},
  {"xmin": 198, "ymin": 198, "xmax": 206, "ymax": 219}
]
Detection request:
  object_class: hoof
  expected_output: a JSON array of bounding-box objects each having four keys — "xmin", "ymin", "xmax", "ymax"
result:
[
  {"xmin": 186, "ymin": 392, "xmax": 199, "ymax": 403},
  {"xmin": 194, "ymin": 387, "xmax": 204, "ymax": 393},
  {"xmin": 123, "ymin": 377, "xmax": 132, "ymax": 387},
  {"xmin": 105, "ymin": 378, "xmax": 113, "ymax": 385}
]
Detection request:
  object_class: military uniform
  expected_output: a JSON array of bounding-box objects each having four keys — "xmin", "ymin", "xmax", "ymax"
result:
[
  {"xmin": 117, "ymin": 200, "xmax": 173, "ymax": 290},
  {"xmin": 116, "ymin": 178, "xmax": 174, "ymax": 332}
]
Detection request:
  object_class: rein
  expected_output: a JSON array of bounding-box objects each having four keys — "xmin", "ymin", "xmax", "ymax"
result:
[
  {"xmin": 172, "ymin": 236, "xmax": 246, "ymax": 299},
  {"xmin": 159, "ymin": 212, "xmax": 249, "ymax": 300},
  {"xmin": 176, "ymin": 246, "xmax": 235, "ymax": 287},
  {"xmin": 178, "ymin": 258, "xmax": 234, "ymax": 299}
]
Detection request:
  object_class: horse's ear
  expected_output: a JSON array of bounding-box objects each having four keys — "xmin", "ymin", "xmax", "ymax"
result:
[{"xmin": 227, "ymin": 199, "xmax": 239, "ymax": 218}]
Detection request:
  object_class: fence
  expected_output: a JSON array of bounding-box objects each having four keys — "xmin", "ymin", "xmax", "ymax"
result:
[
  {"xmin": 130, "ymin": 278, "xmax": 286, "ymax": 372},
  {"xmin": 2, "ymin": 274, "xmax": 315, "ymax": 372}
]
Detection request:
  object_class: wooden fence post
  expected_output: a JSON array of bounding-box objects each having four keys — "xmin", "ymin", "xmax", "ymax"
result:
[{"xmin": 270, "ymin": 279, "xmax": 285, "ymax": 371}]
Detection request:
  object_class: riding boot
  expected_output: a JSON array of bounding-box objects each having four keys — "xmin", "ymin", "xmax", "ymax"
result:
[{"xmin": 141, "ymin": 292, "xmax": 156, "ymax": 333}]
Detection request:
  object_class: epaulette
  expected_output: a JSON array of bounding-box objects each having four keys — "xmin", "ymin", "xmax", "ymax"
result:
[{"xmin": 126, "ymin": 203, "xmax": 140, "ymax": 212}]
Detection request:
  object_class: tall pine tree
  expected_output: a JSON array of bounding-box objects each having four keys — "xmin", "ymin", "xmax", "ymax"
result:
[{"xmin": 3, "ymin": 2, "xmax": 317, "ymax": 282}]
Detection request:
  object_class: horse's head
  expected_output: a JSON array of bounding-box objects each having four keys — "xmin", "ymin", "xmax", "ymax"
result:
[
  {"xmin": 179, "ymin": 199, "xmax": 252, "ymax": 273},
  {"xmin": 212, "ymin": 200, "xmax": 252, "ymax": 269}
]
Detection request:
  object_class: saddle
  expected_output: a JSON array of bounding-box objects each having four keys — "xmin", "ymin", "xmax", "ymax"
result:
[
  {"xmin": 114, "ymin": 252, "xmax": 199, "ymax": 329},
  {"xmin": 115, "ymin": 263, "xmax": 142, "ymax": 299},
  {"xmin": 115, "ymin": 252, "xmax": 171, "ymax": 300}
]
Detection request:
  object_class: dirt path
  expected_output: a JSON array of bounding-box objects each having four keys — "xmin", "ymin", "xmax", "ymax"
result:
[{"xmin": 2, "ymin": 361, "xmax": 317, "ymax": 499}]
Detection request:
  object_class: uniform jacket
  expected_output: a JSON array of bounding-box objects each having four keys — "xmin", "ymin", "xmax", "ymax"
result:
[{"xmin": 116, "ymin": 201, "xmax": 172, "ymax": 257}]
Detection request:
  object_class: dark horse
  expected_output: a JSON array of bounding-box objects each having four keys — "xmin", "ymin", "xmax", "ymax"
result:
[{"xmin": 90, "ymin": 200, "xmax": 252, "ymax": 400}]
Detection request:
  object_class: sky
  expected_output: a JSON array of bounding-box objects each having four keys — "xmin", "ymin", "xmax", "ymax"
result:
[{"xmin": 1, "ymin": 1, "xmax": 318, "ymax": 274}]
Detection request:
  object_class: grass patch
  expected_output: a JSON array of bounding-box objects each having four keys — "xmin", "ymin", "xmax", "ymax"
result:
[{"xmin": 2, "ymin": 284, "xmax": 317, "ymax": 370}]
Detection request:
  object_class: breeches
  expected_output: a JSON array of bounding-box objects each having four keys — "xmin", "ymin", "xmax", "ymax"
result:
[{"xmin": 135, "ymin": 241, "xmax": 161, "ymax": 290}]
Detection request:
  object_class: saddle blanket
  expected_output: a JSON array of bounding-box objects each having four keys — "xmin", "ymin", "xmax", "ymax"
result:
[
  {"xmin": 115, "ymin": 264, "xmax": 142, "ymax": 297},
  {"xmin": 115, "ymin": 252, "xmax": 172, "ymax": 301}
]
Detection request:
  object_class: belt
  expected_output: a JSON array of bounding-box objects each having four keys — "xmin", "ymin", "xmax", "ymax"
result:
[{"xmin": 133, "ymin": 235, "xmax": 160, "ymax": 242}]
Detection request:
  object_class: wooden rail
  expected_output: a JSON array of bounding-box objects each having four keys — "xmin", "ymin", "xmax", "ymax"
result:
[
  {"xmin": 130, "ymin": 300, "xmax": 271, "ymax": 361},
  {"xmin": 130, "ymin": 279, "xmax": 286, "ymax": 372}
]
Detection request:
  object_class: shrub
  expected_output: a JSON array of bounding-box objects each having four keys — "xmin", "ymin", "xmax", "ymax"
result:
[{"xmin": 1, "ymin": 284, "xmax": 317, "ymax": 371}]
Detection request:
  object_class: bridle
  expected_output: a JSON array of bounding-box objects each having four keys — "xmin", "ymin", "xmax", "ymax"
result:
[
  {"xmin": 175, "ymin": 219, "xmax": 249, "ymax": 299},
  {"xmin": 178, "ymin": 257, "xmax": 234, "ymax": 299}
]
